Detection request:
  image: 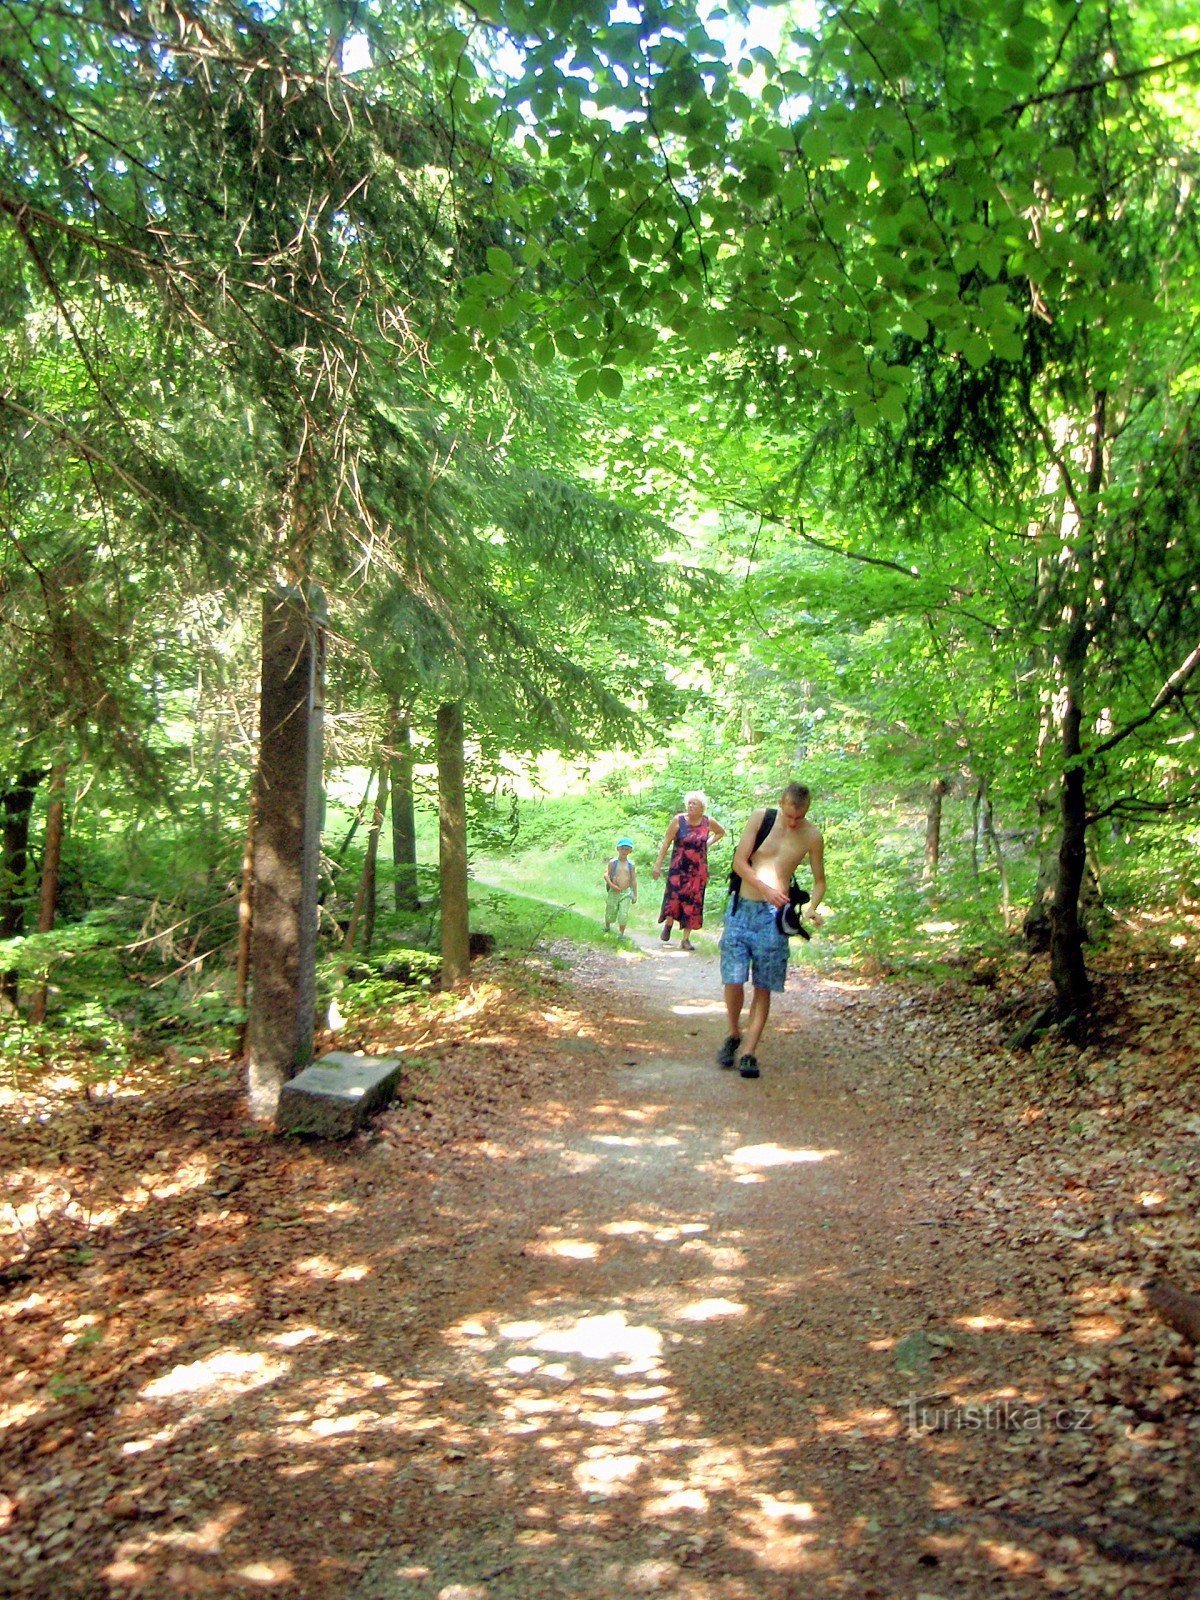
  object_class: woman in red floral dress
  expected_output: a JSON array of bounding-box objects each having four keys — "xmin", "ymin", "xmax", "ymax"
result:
[{"xmin": 652, "ymin": 791, "xmax": 726, "ymax": 950}]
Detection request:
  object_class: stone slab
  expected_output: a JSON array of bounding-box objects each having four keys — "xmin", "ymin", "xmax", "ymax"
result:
[{"xmin": 276, "ymin": 1051, "xmax": 404, "ymax": 1138}]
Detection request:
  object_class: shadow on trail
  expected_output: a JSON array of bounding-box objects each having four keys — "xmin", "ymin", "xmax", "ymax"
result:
[{"xmin": 3, "ymin": 945, "xmax": 1195, "ymax": 1598}]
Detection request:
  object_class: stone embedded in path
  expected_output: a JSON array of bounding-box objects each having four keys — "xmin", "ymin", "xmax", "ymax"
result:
[{"xmin": 276, "ymin": 1051, "xmax": 404, "ymax": 1137}]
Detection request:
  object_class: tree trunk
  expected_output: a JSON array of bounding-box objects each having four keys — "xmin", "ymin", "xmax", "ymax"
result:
[
  {"xmin": 1048, "ymin": 389, "xmax": 1106, "ymax": 1023},
  {"xmin": 1023, "ymin": 535, "xmax": 1061, "ymax": 952},
  {"xmin": 923, "ymin": 777, "xmax": 950, "ymax": 887},
  {"xmin": 437, "ymin": 701, "xmax": 471, "ymax": 988},
  {"xmin": 362, "ymin": 767, "xmax": 388, "ymax": 955},
  {"xmin": 245, "ymin": 586, "xmax": 326, "ymax": 1122},
  {"xmin": 29, "ymin": 764, "xmax": 67, "ymax": 1025},
  {"xmin": 334, "ymin": 766, "xmax": 377, "ymax": 868},
  {"xmin": 970, "ymin": 784, "xmax": 982, "ymax": 883},
  {"xmin": 1, "ymin": 769, "xmax": 45, "ymax": 1006},
  {"xmin": 390, "ymin": 711, "xmax": 419, "ymax": 913},
  {"xmin": 1049, "ymin": 653, "xmax": 1093, "ymax": 1018},
  {"xmin": 345, "ymin": 766, "xmax": 388, "ymax": 954},
  {"xmin": 234, "ymin": 793, "xmax": 256, "ymax": 1016},
  {"xmin": 1022, "ymin": 796, "xmax": 1057, "ymax": 951},
  {"xmin": 980, "ymin": 790, "xmax": 1012, "ymax": 930}
]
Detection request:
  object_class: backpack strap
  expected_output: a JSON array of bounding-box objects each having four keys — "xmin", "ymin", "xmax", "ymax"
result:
[{"xmin": 728, "ymin": 808, "xmax": 777, "ymax": 913}]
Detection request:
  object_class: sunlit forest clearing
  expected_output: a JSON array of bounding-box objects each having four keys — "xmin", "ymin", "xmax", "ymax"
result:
[{"xmin": 3, "ymin": 0, "xmax": 1200, "ymax": 1594}]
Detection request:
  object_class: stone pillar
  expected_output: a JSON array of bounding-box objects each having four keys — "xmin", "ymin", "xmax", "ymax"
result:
[{"xmin": 246, "ymin": 585, "xmax": 326, "ymax": 1120}]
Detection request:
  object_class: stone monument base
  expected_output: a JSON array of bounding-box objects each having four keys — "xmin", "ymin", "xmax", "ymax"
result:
[{"xmin": 276, "ymin": 1051, "xmax": 405, "ymax": 1138}]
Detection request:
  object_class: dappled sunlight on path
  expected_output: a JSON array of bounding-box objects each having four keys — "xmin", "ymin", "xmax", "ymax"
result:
[{"xmin": 7, "ymin": 936, "xmax": 1199, "ymax": 1598}]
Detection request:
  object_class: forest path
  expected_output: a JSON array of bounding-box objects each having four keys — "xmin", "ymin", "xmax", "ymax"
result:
[
  {"xmin": 340, "ymin": 933, "xmax": 1121, "ymax": 1600},
  {"xmin": 31, "ymin": 930, "xmax": 1193, "ymax": 1598}
]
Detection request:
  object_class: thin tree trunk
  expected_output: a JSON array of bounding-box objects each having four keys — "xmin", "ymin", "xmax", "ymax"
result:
[
  {"xmin": 334, "ymin": 766, "xmax": 377, "ymax": 867},
  {"xmin": 29, "ymin": 764, "xmax": 67, "ymax": 1025},
  {"xmin": 970, "ymin": 784, "xmax": 982, "ymax": 883},
  {"xmin": 343, "ymin": 867, "xmax": 366, "ymax": 954},
  {"xmin": 346, "ymin": 767, "xmax": 388, "ymax": 955},
  {"xmin": 1050, "ymin": 657, "xmax": 1093, "ymax": 1017},
  {"xmin": 1, "ymin": 769, "xmax": 45, "ymax": 1007},
  {"xmin": 437, "ymin": 701, "xmax": 470, "ymax": 988},
  {"xmin": 1080, "ymin": 841, "xmax": 1107, "ymax": 943},
  {"xmin": 1023, "ymin": 539, "xmax": 1060, "ymax": 952},
  {"xmin": 923, "ymin": 777, "xmax": 950, "ymax": 887},
  {"xmin": 981, "ymin": 791, "xmax": 1012, "ymax": 930},
  {"xmin": 389, "ymin": 711, "xmax": 419, "ymax": 913},
  {"xmin": 1023, "ymin": 796, "xmax": 1057, "ymax": 951},
  {"xmin": 1049, "ymin": 389, "xmax": 1106, "ymax": 1022},
  {"xmin": 234, "ymin": 793, "xmax": 257, "ymax": 1014}
]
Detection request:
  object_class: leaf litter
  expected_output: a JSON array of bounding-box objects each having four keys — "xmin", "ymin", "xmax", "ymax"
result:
[{"xmin": 0, "ymin": 936, "xmax": 1197, "ymax": 1596}]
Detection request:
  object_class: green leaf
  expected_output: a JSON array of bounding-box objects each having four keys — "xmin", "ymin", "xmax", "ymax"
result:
[
  {"xmin": 878, "ymin": 387, "xmax": 907, "ymax": 427},
  {"xmin": 1042, "ymin": 146, "xmax": 1077, "ymax": 180},
  {"xmin": 596, "ymin": 367, "xmax": 624, "ymax": 399}
]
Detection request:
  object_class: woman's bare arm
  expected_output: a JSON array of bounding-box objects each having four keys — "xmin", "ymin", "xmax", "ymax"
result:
[{"xmin": 652, "ymin": 818, "xmax": 679, "ymax": 878}]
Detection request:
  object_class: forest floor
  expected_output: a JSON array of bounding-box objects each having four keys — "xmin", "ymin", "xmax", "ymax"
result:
[{"xmin": 2, "ymin": 927, "xmax": 1200, "ymax": 1599}]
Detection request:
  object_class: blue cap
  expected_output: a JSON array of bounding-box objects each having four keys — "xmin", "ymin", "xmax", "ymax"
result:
[{"xmin": 617, "ymin": 837, "xmax": 634, "ymax": 848}]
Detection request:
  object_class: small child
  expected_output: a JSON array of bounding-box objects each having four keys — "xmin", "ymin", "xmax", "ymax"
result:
[{"xmin": 603, "ymin": 837, "xmax": 638, "ymax": 934}]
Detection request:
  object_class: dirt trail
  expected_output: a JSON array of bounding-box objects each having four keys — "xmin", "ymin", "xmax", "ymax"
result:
[
  {"xmin": 45, "ymin": 933, "xmax": 1195, "ymax": 1599},
  {"xmin": 329, "ymin": 933, "xmax": 1175, "ymax": 1599}
]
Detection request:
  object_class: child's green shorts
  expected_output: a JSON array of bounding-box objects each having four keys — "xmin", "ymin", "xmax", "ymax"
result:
[{"xmin": 605, "ymin": 887, "xmax": 634, "ymax": 922}]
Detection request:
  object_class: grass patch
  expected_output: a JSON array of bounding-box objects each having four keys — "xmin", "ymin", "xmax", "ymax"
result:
[{"xmin": 467, "ymin": 877, "xmax": 613, "ymax": 951}]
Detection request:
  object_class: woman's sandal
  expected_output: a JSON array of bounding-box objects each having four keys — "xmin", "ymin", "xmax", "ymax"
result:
[
  {"xmin": 659, "ymin": 925, "xmax": 671, "ymax": 943},
  {"xmin": 680, "ymin": 938, "xmax": 694, "ymax": 951}
]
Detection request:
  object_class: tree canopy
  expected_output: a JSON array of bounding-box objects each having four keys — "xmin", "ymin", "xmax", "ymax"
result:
[{"xmin": 2, "ymin": 0, "xmax": 1199, "ymax": 1042}]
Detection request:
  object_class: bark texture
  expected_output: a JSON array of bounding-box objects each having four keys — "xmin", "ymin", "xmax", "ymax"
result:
[{"xmin": 437, "ymin": 701, "xmax": 470, "ymax": 989}]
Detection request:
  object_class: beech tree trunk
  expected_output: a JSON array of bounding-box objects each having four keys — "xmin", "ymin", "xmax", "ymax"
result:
[
  {"xmin": 437, "ymin": 701, "xmax": 470, "ymax": 988},
  {"xmin": 389, "ymin": 712, "xmax": 419, "ymax": 913},
  {"xmin": 29, "ymin": 764, "xmax": 67, "ymax": 1025}
]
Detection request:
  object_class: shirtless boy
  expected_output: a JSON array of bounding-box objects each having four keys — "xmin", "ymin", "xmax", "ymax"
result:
[
  {"xmin": 718, "ymin": 782, "xmax": 826, "ymax": 1080},
  {"xmin": 603, "ymin": 837, "xmax": 638, "ymax": 935}
]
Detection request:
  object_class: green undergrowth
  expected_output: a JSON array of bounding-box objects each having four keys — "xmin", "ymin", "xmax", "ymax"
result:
[{"xmin": 0, "ymin": 874, "xmax": 612, "ymax": 1092}]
